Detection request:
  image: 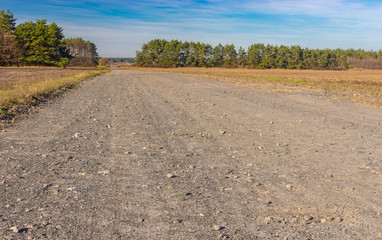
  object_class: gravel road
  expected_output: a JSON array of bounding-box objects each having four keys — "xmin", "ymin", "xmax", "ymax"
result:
[{"xmin": 1, "ymin": 69, "xmax": 381, "ymax": 239}]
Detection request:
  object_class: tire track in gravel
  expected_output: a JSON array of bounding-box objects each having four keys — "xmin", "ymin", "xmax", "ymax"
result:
[{"xmin": 0, "ymin": 69, "xmax": 381, "ymax": 239}]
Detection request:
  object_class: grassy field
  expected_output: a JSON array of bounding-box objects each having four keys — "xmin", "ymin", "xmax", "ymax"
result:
[
  {"xmin": 0, "ymin": 67, "xmax": 110, "ymax": 115},
  {"xmin": 126, "ymin": 67, "xmax": 382, "ymax": 107}
]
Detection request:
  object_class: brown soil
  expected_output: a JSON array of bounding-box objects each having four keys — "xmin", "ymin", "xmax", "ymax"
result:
[{"xmin": 0, "ymin": 68, "xmax": 381, "ymax": 239}]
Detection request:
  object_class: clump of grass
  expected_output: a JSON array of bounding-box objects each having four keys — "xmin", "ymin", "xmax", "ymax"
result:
[
  {"xmin": 0, "ymin": 69, "xmax": 109, "ymax": 113},
  {"xmin": 250, "ymin": 75, "xmax": 307, "ymax": 83},
  {"xmin": 251, "ymin": 76, "xmax": 283, "ymax": 81},
  {"xmin": 286, "ymin": 78, "xmax": 307, "ymax": 83}
]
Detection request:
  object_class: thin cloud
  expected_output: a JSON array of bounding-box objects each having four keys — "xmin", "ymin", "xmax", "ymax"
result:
[{"xmin": 3, "ymin": 0, "xmax": 382, "ymax": 56}]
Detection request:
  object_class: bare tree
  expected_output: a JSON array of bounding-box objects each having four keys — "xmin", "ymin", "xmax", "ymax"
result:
[
  {"xmin": 64, "ymin": 38, "xmax": 98, "ymax": 67},
  {"xmin": 0, "ymin": 10, "xmax": 19, "ymax": 66}
]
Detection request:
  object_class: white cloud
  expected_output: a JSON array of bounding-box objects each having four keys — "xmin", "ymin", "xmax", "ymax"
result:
[
  {"xmin": 13, "ymin": 0, "xmax": 382, "ymax": 56},
  {"xmin": 243, "ymin": 0, "xmax": 382, "ymax": 24}
]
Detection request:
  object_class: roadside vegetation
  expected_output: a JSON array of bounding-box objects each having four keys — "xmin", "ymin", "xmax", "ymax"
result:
[
  {"xmin": 136, "ymin": 39, "xmax": 382, "ymax": 69},
  {"xmin": 0, "ymin": 9, "xmax": 110, "ymax": 121},
  {"xmin": 0, "ymin": 68, "xmax": 109, "ymax": 117},
  {"xmin": 0, "ymin": 10, "xmax": 99, "ymax": 67}
]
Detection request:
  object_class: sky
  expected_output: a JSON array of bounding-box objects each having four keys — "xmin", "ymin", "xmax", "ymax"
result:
[{"xmin": 1, "ymin": 0, "xmax": 382, "ymax": 57}]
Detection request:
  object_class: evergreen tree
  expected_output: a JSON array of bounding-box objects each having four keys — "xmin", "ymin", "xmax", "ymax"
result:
[
  {"xmin": 185, "ymin": 41, "xmax": 197, "ymax": 66},
  {"xmin": 0, "ymin": 10, "xmax": 16, "ymax": 32},
  {"xmin": 289, "ymin": 45, "xmax": 303, "ymax": 69},
  {"xmin": 276, "ymin": 45, "xmax": 289, "ymax": 69},
  {"xmin": 237, "ymin": 47, "xmax": 247, "ymax": 67},
  {"xmin": 0, "ymin": 10, "xmax": 19, "ymax": 66},
  {"xmin": 222, "ymin": 44, "xmax": 237, "ymax": 67},
  {"xmin": 179, "ymin": 41, "xmax": 190, "ymax": 66},
  {"xmin": 211, "ymin": 44, "xmax": 224, "ymax": 67},
  {"xmin": 136, "ymin": 39, "xmax": 382, "ymax": 69},
  {"xmin": 247, "ymin": 43, "xmax": 265, "ymax": 68},
  {"xmin": 259, "ymin": 44, "xmax": 276, "ymax": 69},
  {"xmin": 159, "ymin": 40, "xmax": 181, "ymax": 67},
  {"xmin": 203, "ymin": 43, "xmax": 214, "ymax": 67},
  {"xmin": 195, "ymin": 42, "xmax": 205, "ymax": 67},
  {"xmin": 15, "ymin": 19, "xmax": 68, "ymax": 66},
  {"xmin": 135, "ymin": 50, "xmax": 144, "ymax": 65}
]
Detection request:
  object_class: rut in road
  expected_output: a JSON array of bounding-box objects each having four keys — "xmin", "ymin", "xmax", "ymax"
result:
[{"xmin": 0, "ymin": 69, "xmax": 381, "ymax": 239}]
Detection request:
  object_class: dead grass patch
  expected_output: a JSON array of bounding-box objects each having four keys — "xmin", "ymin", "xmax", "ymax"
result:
[{"xmin": 0, "ymin": 67, "xmax": 110, "ymax": 114}]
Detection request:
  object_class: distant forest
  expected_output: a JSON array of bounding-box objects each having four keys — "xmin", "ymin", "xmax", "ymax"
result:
[
  {"xmin": 0, "ymin": 10, "xmax": 98, "ymax": 67},
  {"xmin": 108, "ymin": 58, "xmax": 135, "ymax": 64},
  {"xmin": 136, "ymin": 39, "xmax": 382, "ymax": 69}
]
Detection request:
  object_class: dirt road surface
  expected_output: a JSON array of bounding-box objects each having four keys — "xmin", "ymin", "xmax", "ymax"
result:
[{"xmin": 1, "ymin": 69, "xmax": 381, "ymax": 239}]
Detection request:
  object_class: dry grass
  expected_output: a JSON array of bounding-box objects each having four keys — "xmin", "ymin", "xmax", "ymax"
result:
[
  {"xmin": 125, "ymin": 67, "xmax": 382, "ymax": 107},
  {"xmin": 0, "ymin": 67, "xmax": 110, "ymax": 113}
]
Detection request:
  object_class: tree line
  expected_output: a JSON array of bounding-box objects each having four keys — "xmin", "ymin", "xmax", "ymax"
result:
[
  {"xmin": 108, "ymin": 58, "xmax": 135, "ymax": 64},
  {"xmin": 136, "ymin": 39, "xmax": 382, "ymax": 69},
  {"xmin": 0, "ymin": 10, "xmax": 98, "ymax": 67}
]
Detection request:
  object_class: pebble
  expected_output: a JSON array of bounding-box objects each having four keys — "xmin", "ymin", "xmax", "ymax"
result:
[
  {"xmin": 98, "ymin": 170, "xmax": 110, "ymax": 175},
  {"xmin": 285, "ymin": 184, "xmax": 293, "ymax": 190},
  {"xmin": 213, "ymin": 225, "xmax": 223, "ymax": 231},
  {"xmin": 219, "ymin": 130, "xmax": 227, "ymax": 135},
  {"xmin": 167, "ymin": 173, "xmax": 175, "ymax": 178},
  {"xmin": 10, "ymin": 226, "xmax": 18, "ymax": 233},
  {"xmin": 173, "ymin": 219, "xmax": 182, "ymax": 224},
  {"xmin": 303, "ymin": 215, "xmax": 313, "ymax": 221},
  {"xmin": 254, "ymin": 182, "xmax": 262, "ymax": 186},
  {"xmin": 264, "ymin": 217, "xmax": 272, "ymax": 224},
  {"xmin": 73, "ymin": 133, "xmax": 80, "ymax": 138},
  {"xmin": 333, "ymin": 217, "xmax": 343, "ymax": 222},
  {"xmin": 261, "ymin": 200, "xmax": 272, "ymax": 205}
]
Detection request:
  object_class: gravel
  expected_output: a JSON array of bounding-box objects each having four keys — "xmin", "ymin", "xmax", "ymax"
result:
[{"xmin": 0, "ymin": 69, "xmax": 381, "ymax": 239}]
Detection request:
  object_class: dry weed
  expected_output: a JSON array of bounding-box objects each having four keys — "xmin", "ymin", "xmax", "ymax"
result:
[{"xmin": 0, "ymin": 67, "xmax": 109, "ymax": 113}]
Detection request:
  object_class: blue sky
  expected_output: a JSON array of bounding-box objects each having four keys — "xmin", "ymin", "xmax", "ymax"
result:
[{"xmin": 2, "ymin": 0, "xmax": 382, "ymax": 57}]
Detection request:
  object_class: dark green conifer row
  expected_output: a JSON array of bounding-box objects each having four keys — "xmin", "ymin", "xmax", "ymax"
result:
[{"xmin": 136, "ymin": 39, "xmax": 382, "ymax": 69}]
